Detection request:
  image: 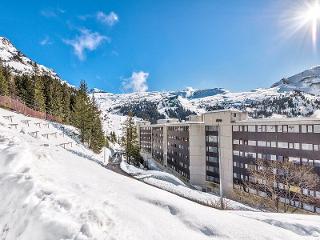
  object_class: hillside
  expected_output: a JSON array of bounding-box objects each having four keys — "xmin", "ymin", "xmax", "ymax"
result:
[
  {"xmin": 1, "ymin": 107, "xmax": 320, "ymax": 239},
  {"xmin": 93, "ymin": 86, "xmax": 320, "ymax": 132},
  {"xmin": 0, "ymin": 37, "xmax": 68, "ymax": 85}
]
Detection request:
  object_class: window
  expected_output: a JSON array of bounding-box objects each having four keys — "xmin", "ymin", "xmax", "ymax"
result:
[
  {"xmin": 208, "ymin": 135, "xmax": 218, "ymax": 143},
  {"xmin": 245, "ymin": 152, "xmax": 256, "ymax": 158},
  {"xmin": 257, "ymin": 141, "xmax": 267, "ymax": 147},
  {"xmin": 301, "ymin": 143, "xmax": 313, "ymax": 151},
  {"xmin": 257, "ymin": 125, "xmax": 266, "ymax": 132},
  {"xmin": 233, "ymin": 150, "xmax": 240, "ymax": 156},
  {"xmin": 282, "ymin": 125, "xmax": 288, "ymax": 132},
  {"xmin": 314, "ymin": 125, "xmax": 320, "ymax": 133},
  {"xmin": 248, "ymin": 125, "xmax": 256, "ymax": 132},
  {"xmin": 207, "ymin": 156, "xmax": 218, "ymax": 163},
  {"xmin": 314, "ymin": 145, "xmax": 319, "ymax": 151},
  {"xmin": 289, "ymin": 157, "xmax": 300, "ymax": 163},
  {"xmin": 241, "ymin": 126, "xmax": 248, "ymax": 132},
  {"xmin": 208, "ymin": 146, "xmax": 218, "ymax": 153},
  {"xmin": 248, "ymin": 140, "xmax": 256, "ymax": 146},
  {"xmin": 233, "ymin": 139, "xmax": 240, "ymax": 144},
  {"xmin": 233, "ymin": 126, "xmax": 239, "ymax": 132},
  {"xmin": 288, "ymin": 125, "xmax": 299, "ymax": 133},
  {"xmin": 266, "ymin": 125, "xmax": 276, "ymax": 132},
  {"xmin": 278, "ymin": 142, "xmax": 288, "ymax": 148}
]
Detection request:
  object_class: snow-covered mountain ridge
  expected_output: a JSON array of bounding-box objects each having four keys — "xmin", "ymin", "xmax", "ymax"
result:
[
  {"xmin": 272, "ymin": 66, "xmax": 320, "ymax": 95},
  {"xmin": 92, "ymin": 66, "xmax": 320, "ymax": 132},
  {"xmin": 1, "ymin": 36, "xmax": 320, "ymax": 132},
  {"xmin": 0, "ymin": 37, "xmax": 63, "ymax": 81}
]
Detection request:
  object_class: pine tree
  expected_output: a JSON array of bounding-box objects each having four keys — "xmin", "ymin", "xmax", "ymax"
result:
[
  {"xmin": 121, "ymin": 112, "xmax": 140, "ymax": 165},
  {"xmin": 15, "ymin": 74, "xmax": 34, "ymax": 107},
  {"xmin": 0, "ymin": 64, "xmax": 9, "ymax": 96},
  {"xmin": 89, "ymin": 108, "xmax": 105, "ymax": 153},
  {"xmin": 33, "ymin": 74, "xmax": 46, "ymax": 111},
  {"xmin": 72, "ymin": 81, "xmax": 93, "ymax": 143},
  {"xmin": 72, "ymin": 81, "xmax": 105, "ymax": 152},
  {"xmin": 51, "ymin": 80, "xmax": 63, "ymax": 119},
  {"xmin": 62, "ymin": 84, "xmax": 71, "ymax": 123}
]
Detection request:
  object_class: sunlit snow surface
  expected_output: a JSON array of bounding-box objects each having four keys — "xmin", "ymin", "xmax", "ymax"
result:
[{"xmin": 0, "ymin": 108, "xmax": 320, "ymax": 240}]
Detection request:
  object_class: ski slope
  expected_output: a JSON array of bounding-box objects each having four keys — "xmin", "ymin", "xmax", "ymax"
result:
[{"xmin": 0, "ymin": 108, "xmax": 320, "ymax": 240}]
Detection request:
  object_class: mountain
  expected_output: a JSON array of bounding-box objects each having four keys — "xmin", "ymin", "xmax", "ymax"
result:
[
  {"xmin": 0, "ymin": 37, "xmax": 66, "ymax": 83},
  {"xmin": 1, "ymin": 36, "xmax": 319, "ymax": 134},
  {"xmin": 272, "ymin": 66, "xmax": 320, "ymax": 95},
  {"xmin": 94, "ymin": 85, "xmax": 320, "ymax": 132},
  {"xmin": 93, "ymin": 66, "xmax": 320, "ymax": 131}
]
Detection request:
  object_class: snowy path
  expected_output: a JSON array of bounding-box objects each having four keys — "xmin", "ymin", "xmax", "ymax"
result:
[{"xmin": 0, "ymin": 109, "xmax": 320, "ymax": 240}]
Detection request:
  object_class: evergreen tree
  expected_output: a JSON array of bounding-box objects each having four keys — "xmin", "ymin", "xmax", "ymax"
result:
[
  {"xmin": 121, "ymin": 112, "xmax": 140, "ymax": 165},
  {"xmin": 0, "ymin": 64, "xmax": 9, "ymax": 96},
  {"xmin": 62, "ymin": 84, "xmax": 71, "ymax": 123},
  {"xmin": 33, "ymin": 74, "xmax": 46, "ymax": 111},
  {"xmin": 72, "ymin": 81, "xmax": 105, "ymax": 153},
  {"xmin": 88, "ymin": 106, "xmax": 105, "ymax": 153},
  {"xmin": 52, "ymin": 81, "xmax": 63, "ymax": 118},
  {"xmin": 15, "ymin": 74, "xmax": 34, "ymax": 107},
  {"xmin": 72, "ymin": 81, "xmax": 92, "ymax": 143}
]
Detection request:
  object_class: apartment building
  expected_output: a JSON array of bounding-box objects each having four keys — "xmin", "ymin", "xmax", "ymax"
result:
[
  {"xmin": 232, "ymin": 119, "xmax": 320, "ymax": 212},
  {"xmin": 136, "ymin": 110, "xmax": 320, "ymax": 213}
]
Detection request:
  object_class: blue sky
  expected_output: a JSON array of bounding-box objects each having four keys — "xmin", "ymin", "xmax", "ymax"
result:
[{"xmin": 0, "ymin": 0, "xmax": 319, "ymax": 93}]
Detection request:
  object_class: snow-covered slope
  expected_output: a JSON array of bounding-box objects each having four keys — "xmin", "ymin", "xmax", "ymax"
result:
[
  {"xmin": 93, "ymin": 66, "xmax": 320, "ymax": 132},
  {"xmin": 1, "ymin": 107, "xmax": 320, "ymax": 240},
  {"xmin": 272, "ymin": 66, "xmax": 320, "ymax": 95},
  {"xmin": 93, "ymin": 86, "xmax": 320, "ymax": 134},
  {"xmin": 0, "ymin": 37, "xmax": 63, "ymax": 81}
]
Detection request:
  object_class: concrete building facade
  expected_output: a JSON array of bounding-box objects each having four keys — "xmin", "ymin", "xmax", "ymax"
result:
[{"xmin": 136, "ymin": 110, "xmax": 320, "ymax": 213}]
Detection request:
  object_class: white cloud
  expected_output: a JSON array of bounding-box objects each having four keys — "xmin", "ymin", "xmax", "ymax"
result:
[
  {"xmin": 39, "ymin": 36, "xmax": 53, "ymax": 46},
  {"xmin": 123, "ymin": 71, "xmax": 149, "ymax": 92},
  {"xmin": 63, "ymin": 29, "xmax": 110, "ymax": 60},
  {"xmin": 40, "ymin": 8, "xmax": 65, "ymax": 18},
  {"xmin": 97, "ymin": 11, "xmax": 119, "ymax": 26}
]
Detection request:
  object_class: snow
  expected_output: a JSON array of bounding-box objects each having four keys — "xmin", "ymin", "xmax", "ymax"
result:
[
  {"xmin": 0, "ymin": 107, "xmax": 320, "ymax": 239},
  {"xmin": 0, "ymin": 37, "xmax": 72, "ymax": 87},
  {"xmin": 272, "ymin": 65, "xmax": 320, "ymax": 95},
  {"xmin": 120, "ymin": 160, "xmax": 256, "ymax": 211}
]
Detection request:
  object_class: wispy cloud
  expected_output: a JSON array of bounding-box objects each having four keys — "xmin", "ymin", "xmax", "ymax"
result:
[
  {"xmin": 96, "ymin": 11, "xmax": 119, "ymax": 26},
  {"xmin": 63, "ymin": 29, "xmax": 110, "ymax": 60},
  {"xmin": 39, "ymin": 36, "xmax": 53, "ymax": 46},
  {"xmin": 122, "ymin": 71, "xmax": 149, "ymax": 92},
  {"xmin": 40, "ymin": 8, "xmax": 65, "ymax": 18}
]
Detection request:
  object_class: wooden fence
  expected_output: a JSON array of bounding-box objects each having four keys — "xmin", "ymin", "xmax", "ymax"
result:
[{"xmin": 0, "ymin": 95, "xmax": 61, "ymax": 123}]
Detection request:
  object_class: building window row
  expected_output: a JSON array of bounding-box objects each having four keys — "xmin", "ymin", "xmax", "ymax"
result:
[
  {"xmin": 168, "ymin": 126, "xmax": 189, "ymax": 132},
  {"xmin": 233, "ymin": 139, "xmax": 320, "ymax": 151},
  {"xmin": 233, "ymin": 124, "xmax": 320, "ymax": 133},
  {"xmin": 168, "ymin": 135, "xmax": 189, "ymax": 141}
]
